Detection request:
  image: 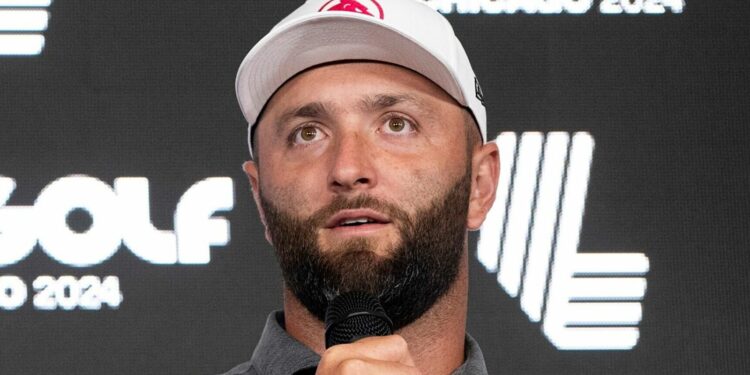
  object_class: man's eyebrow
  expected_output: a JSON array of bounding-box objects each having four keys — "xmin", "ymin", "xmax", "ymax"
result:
[
  {"xmin": 358, "ymin": 94, "xmax": 421, "ymax": 112},
  {"xmin": 275, "ymin": 102, "xmax": 333, "ymax": 133}
]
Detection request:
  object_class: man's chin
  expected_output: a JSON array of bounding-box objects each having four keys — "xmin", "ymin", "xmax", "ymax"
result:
[
  {"xmin": 317, "ymin": 234, "xmax": 401, "ymax": 258},
  {"xmin": 318, "ymin": 249, "xmax": 396, "ymax": 296}
]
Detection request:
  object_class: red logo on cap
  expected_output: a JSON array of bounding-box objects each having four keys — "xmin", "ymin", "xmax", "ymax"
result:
[{"xmin": 319, "ymin": 0, "xmax": 384, "ymax": 20}]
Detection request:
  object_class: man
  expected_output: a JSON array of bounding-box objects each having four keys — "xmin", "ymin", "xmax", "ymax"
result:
[{"xmin": 225, "ymin": 0, "xmax": 499, "ymax": 374}]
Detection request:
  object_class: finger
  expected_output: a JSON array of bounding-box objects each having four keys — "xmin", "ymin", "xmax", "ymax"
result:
[
  {"xmin": 333, "ymin": 357, "xmax": 422, "ymax": 375},
  {"xmin": 351, "ymin": 335, "xmax": 416, "ymax": 365},
  {"xmin": 318, "ymin": 335, "xmax": 416, "ymax": 372}
]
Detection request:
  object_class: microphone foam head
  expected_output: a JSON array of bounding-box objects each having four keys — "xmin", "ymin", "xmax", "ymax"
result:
[{"xmin": 325, "ymin": 291, "xmax": 393, "ymax": 348}]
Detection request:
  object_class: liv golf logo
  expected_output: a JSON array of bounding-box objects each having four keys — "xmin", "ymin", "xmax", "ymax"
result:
[
  {"xmin": 478, "ymin": 132, "xmax": 649, "ymax": 350},
  {"xmin": 0, "ymin": 176, "xmax": 233, "ymax": 311}
]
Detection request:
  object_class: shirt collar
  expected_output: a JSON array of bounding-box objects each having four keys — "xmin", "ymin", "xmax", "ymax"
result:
[
  {"xmin": 250, "ymin": 311, "xmax": 320, "ymax": 375},
  {"xmin": 453, "ymin": 332, "xmax": 489, "ymax": 375}
]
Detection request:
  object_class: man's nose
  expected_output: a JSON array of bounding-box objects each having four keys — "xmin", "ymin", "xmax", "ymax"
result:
[{"xmin": 327, "ymin": 131, "xmax": 376, "ymax": 192}]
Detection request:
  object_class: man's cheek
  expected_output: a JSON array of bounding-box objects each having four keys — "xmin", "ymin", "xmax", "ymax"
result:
[{"xmin": 262, "ymin": 183, "xmax": 319, "ymax": 217}]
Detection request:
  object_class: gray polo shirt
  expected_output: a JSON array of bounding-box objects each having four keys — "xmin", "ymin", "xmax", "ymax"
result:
[{"xmin": 220, "ymin": 311, "xmax": 488, "ymax": 375}]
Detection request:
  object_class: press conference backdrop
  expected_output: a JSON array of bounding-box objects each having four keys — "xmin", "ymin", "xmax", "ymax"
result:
[{"xmin": 1, "ymin": 0, "xmax": 748, "ymax": 373}]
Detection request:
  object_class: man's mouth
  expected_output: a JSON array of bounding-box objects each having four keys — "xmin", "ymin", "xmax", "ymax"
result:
[
  {"xmin": 325, "ymin": 209, "xmax": 391, "ymax": 229},
  {"xmin": 338, "ymin": 217, "xmax": 379, "ymax": 226}
]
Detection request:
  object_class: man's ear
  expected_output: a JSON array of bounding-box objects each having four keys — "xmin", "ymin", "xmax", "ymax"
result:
[
  {"xmin": 467, "ymin": 142, "xmax": 500, "ymax": 231},
  {"xmin": 243, "ymin": 161, "xmax": 273, "ymax": 245}
]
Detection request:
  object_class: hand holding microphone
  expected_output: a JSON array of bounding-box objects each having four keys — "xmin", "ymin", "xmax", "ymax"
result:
[{"xmin": 317, "ymin": 292, "xmax": 422, "ymax": 374}]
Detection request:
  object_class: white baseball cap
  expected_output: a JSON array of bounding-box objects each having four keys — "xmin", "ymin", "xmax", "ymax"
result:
[{"xmin": 236, "ymin": 0, "xmax": 486, "ymax": 157}]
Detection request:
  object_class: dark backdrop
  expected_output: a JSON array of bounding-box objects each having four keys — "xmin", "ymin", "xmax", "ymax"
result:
[{"xmin": 1, "ymin": 1, "xmax": 748, "ymax": 374}]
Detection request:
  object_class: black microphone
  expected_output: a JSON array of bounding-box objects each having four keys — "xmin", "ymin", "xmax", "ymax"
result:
[{"xmin": 324, "ymin": 291, "xmax": 393, "ymax": 348}]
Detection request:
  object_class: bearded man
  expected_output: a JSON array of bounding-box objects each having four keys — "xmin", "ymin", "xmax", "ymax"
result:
[{"xmin": 223, "ymin": 0, "xmax": 499, "ymax": 374}]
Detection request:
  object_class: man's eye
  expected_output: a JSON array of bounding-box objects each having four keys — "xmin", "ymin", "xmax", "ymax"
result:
[
  {"xmin": 293, "ymin": 125, "xmax": 323, "ymax": 144},
  {"xmin": 383, "ymin": 117, "xmax": 414, "ymax": 134}
]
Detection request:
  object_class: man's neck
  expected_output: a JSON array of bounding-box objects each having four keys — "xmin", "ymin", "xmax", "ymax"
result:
[{"xmin": 283, "ymin": 251, "xmax": 469, "ymax": 375}]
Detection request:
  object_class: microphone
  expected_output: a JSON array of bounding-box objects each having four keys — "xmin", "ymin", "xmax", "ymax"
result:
[{"xmin": 324, "ymin": 291, "xmax": 393, "ymax": 348}]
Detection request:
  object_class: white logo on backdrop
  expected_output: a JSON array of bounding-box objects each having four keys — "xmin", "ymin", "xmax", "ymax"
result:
[
  {"xmin": 0, "ymin": 0, "xmax": 686, "ymax": 58},
  {"xmin": 422, "ymin": 0, "xmax": 684, "ymax": 14},
  {"xmin": 0, "ymin": 0, "xmax": 51, "ymax": 56},
  {"xmin": 0, "ymin": 175, "xmax": 234, "ymax": 267},
  {"xmin": 478, "ymin": 132, "xmax": 649, "ymax": 350}
]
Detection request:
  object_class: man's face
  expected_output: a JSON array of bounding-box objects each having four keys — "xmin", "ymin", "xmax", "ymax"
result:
[{"xmin": 246, "ymin": 62, "xmax": 479, "ymax": 328}]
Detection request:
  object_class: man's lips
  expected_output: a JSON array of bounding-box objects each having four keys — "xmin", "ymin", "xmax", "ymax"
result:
[{"xmin": 324, "ymin": 209, "xmax": 391, "ymax": 229}]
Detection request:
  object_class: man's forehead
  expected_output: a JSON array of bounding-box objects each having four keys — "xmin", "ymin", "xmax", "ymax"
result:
[{"xmin": 267, "ymin": 64, "xmax": 451, "ymax": 114}]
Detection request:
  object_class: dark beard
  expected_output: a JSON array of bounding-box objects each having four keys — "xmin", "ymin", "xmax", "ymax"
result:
[{"xmin": 260, "ymin": 171, "xmax": 470, "ymax": 330}]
